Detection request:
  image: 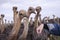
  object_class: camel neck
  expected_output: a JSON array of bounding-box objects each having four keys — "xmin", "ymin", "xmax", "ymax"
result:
[
  {"xmin": 27, "ymin": 12, "xmax": 30, "ymax": 18},
  {"xmin": 8, "ymin": 17, "xmax": 21, "ymax": 40}
]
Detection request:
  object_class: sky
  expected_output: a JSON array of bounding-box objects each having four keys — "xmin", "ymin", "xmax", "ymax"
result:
[{"xmin": 0, "ymin": 0, "xmax": 60, "ymax": 22}]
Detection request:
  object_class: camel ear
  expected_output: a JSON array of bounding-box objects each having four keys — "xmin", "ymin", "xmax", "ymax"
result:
[{"xmin": 36, "ymin": 6, "xmax": 42, "ymax": 13}]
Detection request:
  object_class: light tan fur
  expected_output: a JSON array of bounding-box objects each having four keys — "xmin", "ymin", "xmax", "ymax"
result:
[
  {"xmin": 8, "ymin": 7, "xmax": 26, "ymax": 40},
  {"xmin": 0, "ymin": 14, "xmax": 5, "ymax": 33},
  {"xmin": 18, "ymin": 7, "xmax": 35, "ymax": 40}
]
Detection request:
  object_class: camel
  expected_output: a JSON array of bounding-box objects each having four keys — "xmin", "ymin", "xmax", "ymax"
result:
[
  {"xmin": 18, "ymin": 17, "xmax": 29, "ymax": 40},
  {"xmin": 32, "ymin": 6, "xmax": 42, "ymax": 40},
  {"xmin": 34, "ymin": 6, "xmax": 41, "ymax": 28},
  {"xmin": 0, "ymin": 14, "xmax": 5, "ymax": 33},
  {"xmin": 18, "ymin": 7, "xmax": 35, "ymax": 40},
  {"xmin": 0, "ymin": 15, "xmax": 1, "ymax": 33},
  {"xmin": 13, "ymin": 6, "xmax": 17, "ymax": 23},
  {"xmin": 7, "ymin": 6, "xmax": 27, "ymax": 40},
  {"xmin": 32, "ymin": 6, "xmax": 49, "ymax": 40}
]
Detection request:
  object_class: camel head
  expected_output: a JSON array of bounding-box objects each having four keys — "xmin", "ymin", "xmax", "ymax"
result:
[
  {"xmin": 13, "ymin": 6, "xmax": 17, "ymax": 12},
  {"xmin": 27, "ymin": 7, "xmax": 35, "ymax": 17},
  {"xmin": 19, "ymin": 10, "xmax": 27, "ymax": 20},
  {"xmin": 1, "ymin": 14, "xmax": 4, "ymax": 18},
  {"xmin": 36, "ymin": 6, "xmax": 42, "ymax": 14}
]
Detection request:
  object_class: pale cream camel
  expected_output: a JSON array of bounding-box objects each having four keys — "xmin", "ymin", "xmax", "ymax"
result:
[
  {"xmin": 8, "ymin": 6, "xmax": 27, "ymax": 40},
  {"xmin": 0, "ymin": 14, "xmax": 5, "ymax": 33},
  {"xmin": 34, "ymin": 6, "xmax": 41, "ymax": 28},
  {"xmin": 13, "ymin": 7, "xmax": 17, "ymax": 23},
  {"xmin": 18, "ymin": 7, "xmax": 35, "ymax": 40}
]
